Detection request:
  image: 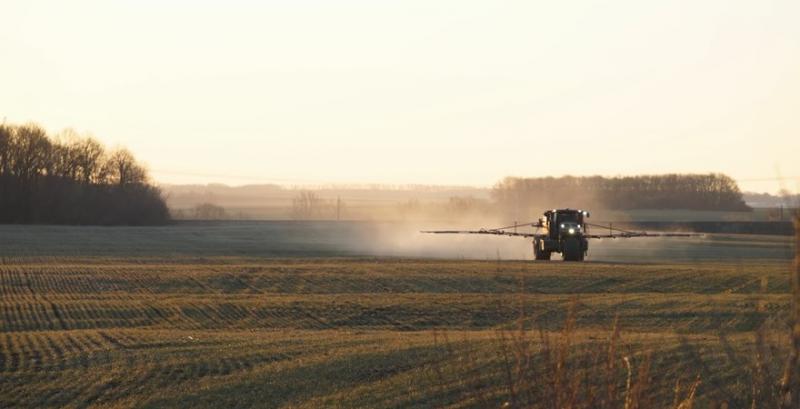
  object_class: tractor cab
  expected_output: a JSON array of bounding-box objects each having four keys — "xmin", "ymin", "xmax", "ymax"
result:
[
  {"xmin": 535, "ymin": 209, "xmax": 590, "ymax": 261},
  {"xmin": 542, "ymin": 209, "xmax": 589, "ymax": 238}
]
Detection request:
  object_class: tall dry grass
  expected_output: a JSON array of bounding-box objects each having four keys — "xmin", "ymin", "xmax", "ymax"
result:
[
  {"xmin": 777, "ymin": 214, "xmax": 800, "ymax": 408},
  {"xmin": 489, "ymin": 305, "xmax": 700, "ymax": 409},
  {"xmin": 428, "ymin": 299, "xmax": 702, "ymax": 408}
]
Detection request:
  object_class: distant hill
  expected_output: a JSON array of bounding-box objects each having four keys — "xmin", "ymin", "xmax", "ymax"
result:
[
  {"xmin": 742, "ymin": 192, "xmax": 800, "ymax": 208},
  {"xmin": 160, "ymin": 183, "xmax": 492, "ymax": 221},
  {"xmin": 160, "ymin": 174, "xmax": 789, "ymax": 222}
]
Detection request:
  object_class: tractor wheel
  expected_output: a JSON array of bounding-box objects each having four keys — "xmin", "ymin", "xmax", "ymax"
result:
[
  {"xmin": 533, "ymin": 239, "xmax": 551, "ymax": 261},
  {"xmin": 562, "ymin": 239, "xmax": 584, "ymax": 262}
]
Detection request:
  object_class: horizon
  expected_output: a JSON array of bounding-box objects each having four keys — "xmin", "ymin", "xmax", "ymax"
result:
[{"xmin": 156, "ymin": 177, "xmax": 797, "ymax": 197}]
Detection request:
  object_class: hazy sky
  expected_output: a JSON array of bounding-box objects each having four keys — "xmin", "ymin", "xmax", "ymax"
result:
[{"xmin": 2, "ymin": 0, "xmax": 799, "ymax": 192}]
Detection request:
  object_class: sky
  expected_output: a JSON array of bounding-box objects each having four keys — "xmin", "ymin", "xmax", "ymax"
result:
[{"xmin": 1, "ymin": 0, "xmax": 799, "ymax": 193}]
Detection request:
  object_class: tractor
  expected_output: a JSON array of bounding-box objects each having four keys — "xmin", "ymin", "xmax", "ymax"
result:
[{"xmin": 423, "ymin": 208, "xmax": 696, "ymax": 262}]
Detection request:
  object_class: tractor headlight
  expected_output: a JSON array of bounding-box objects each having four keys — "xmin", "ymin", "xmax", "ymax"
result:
[
  {"xmin": 560, "ymin": 224, "xmax": 565, "ymax": 228},
  {"xmin": 568, "ymin": 228, "xmax": 575, "ymax": 235}
]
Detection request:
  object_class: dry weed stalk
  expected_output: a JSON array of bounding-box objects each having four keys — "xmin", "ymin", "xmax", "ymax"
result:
[
  {"xmin": 428, "ymin": 220, "xmax": 800, "ymax": 408},
  {"xmin": 778, "ymin": 215, "xmax": 800, "ymax": 408},
  {"xmin": 490, "ymin": 304, "xmax": 707, "ymax": 409},
  {"xmin": 674, "ymin": 377, "xmax": 701, "ymax": 409},
  {"xmin": 431, "ymin": 309, "xmax": 706, "ymax": 409}
]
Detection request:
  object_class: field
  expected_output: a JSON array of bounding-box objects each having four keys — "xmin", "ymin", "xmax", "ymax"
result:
[{"xmin": 0, "ymin": 223, "xmax": 796, "ymax": 408}]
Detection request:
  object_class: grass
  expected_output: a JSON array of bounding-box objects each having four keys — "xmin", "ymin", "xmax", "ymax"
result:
[
  {"xmin": 0, "ymin": 249, "xmax": 797, "ymax": 408},
  {"xmin": 0, "ymin": 221, "xmax": 796, "ymax": 407}
]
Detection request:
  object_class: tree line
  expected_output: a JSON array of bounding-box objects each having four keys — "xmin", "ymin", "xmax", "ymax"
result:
[
  {"xmin": 0, "ymin": 122, "xmax": 169, "ymax": 225},
  {"xmin": 492, "ymin": 174, "xmax": 750, "ymax": 219}
]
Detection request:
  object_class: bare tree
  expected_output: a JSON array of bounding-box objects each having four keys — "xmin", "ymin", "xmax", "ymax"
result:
[
  {"xmin": 0, "ymin": 124, "xmax": 10, "ymax": 175},
  {"xmin": 102, "ymin": 148, "xmax": 147, "ymax": 187},
  {"xmin": 49, "ymin": 130, "xmax": 80, "ymax": 180},
  {"xmin": 291, "ymin": 190, "xmax": 324, "ymax": 219},
  {"xmin": 51, "ymin": 130, "xmax": 105, "ymax": 183},
  {"xmin": 7, "ymin": 124, "xmax": 53, "ymax": 183},
  {"xmin": 72, "ymin": 136, "xmax": 105, "ymax": 184},
  {"xmin": 193, "ymin": 203, "xmax": 226, "ymax": 219}
]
